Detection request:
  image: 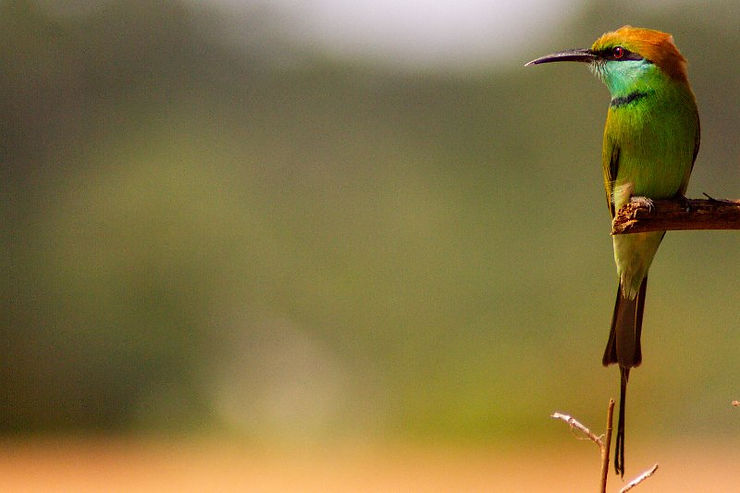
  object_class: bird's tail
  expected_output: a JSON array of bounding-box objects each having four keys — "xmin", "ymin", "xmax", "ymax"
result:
[{"xmin": 602, "ymin": 276, "xmax": 647, "ymax": 476}]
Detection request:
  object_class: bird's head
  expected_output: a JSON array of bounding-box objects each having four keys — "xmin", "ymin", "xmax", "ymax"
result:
[{"xmin": 526, "ymin": 26, "xmax": 689, "ymax": 97}]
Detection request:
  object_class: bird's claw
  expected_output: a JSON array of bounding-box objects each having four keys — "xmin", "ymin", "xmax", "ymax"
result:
[{"xmin": 630, "ymin": 196, "xmax": 655, "ymax": 214}]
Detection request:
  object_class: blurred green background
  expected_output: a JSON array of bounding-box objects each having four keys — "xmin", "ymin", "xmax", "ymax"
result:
[{"xmin": 3, "ymin": 0, "xmax": 738, "ymax": 447}]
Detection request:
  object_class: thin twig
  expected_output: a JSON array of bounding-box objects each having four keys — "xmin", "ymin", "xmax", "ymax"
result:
[
  {"xmin": 553, "ymin": 400, "xmax": 661, "ymax": 492},
  {"xmin": 611, "ymin": 197, "xmax": 740, "ymax": 234},
  {"xmin": 599, "ymin": 399, "xmax": 615, "ymax": 493},
  {"xmin": 551, "ymin": 411, "xmax": 604, "ymax": 448},
  {"xmin": 619, "ymin": 463, "xmax": 659, "ymax": 492},
  {"xmin": 552, "ymin": 400, "xmax": 615, "ymax": 493}
]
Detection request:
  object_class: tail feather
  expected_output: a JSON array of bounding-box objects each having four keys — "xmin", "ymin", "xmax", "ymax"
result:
[
  {"xmin": 616, "ymin": 367, "xmax": 629, "ymax": 476},
  {"xmin": 602, "ymin": 277, "xmax": 648, "ymax": 476}
]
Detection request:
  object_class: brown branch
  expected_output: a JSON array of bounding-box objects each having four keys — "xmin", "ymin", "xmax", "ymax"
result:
[
  {"xmin": 611, "ymin": 197, "xmax": 740, "ymax": 235},
  {"xmin": 600, "ymin": 399, "xmax": 615, "ymax": 492}
]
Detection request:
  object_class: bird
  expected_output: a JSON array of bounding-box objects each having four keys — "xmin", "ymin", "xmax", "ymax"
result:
[{"xmin": 525, "ymin": 26, "xmax": 700, "ymax": 476}]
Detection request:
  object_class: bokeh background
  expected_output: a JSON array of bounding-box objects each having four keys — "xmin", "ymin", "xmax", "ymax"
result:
[{"xmin": 3, "ymin": 0, "xmax": 738, "ymax": 490}]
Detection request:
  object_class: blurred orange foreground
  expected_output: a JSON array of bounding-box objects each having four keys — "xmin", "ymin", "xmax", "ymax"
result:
[{"xmin": 0, "ymin": 437, "xmax": 736, "ymax": 492}]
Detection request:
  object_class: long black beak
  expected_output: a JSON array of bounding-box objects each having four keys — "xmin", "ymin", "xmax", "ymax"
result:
[{"xmin": 525, "ymin": 48, "xmax": 596, "ymax": 66}]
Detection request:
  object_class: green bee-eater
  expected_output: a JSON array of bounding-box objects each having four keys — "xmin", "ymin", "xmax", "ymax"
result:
[{"xmin": 526, "ymin": 26, "xmax": 700, "ymax": 475}]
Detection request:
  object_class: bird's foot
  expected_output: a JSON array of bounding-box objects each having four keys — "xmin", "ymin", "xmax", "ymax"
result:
[{"xmin": 629, "ymin": 196, "xmax": 655, "ymax": 215}]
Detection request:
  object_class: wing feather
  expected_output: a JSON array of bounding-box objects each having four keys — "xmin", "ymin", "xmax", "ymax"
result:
[{"xmin": 603, "ymin": 136, "xmax": 620, "ymax": 217}]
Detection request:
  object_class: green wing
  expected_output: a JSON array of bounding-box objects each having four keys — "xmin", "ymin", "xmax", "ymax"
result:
[
  {"xmin": 603, "ymin": 134, "xmax": 620, "ymax": 218},
  {"xmin": 680, "ymin": 109, "xmax": 701, "ymax": 195}
]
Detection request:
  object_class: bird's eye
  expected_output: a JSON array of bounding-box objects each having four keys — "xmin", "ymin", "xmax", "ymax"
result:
[{"xmin": 613, "ymin": 46, "xmax": 625, "ymax": 59}]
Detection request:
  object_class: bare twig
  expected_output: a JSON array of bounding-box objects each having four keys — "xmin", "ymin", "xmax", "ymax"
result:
[
  {"xmin": 600, "ymin": 399, "xmax": 615, "ymax": 492},
  {"xmin": 553, "ymin": 399, "xmax": 660, "ymax": 492},
  {"xmin": 551, "ymin": 411, "xmax": 604, "ymax": 448},
  {"xmin": 619, "ymin": 463, "xmax": 659, "ymax": 492},
  {"xmin": 611, "ymin": 197, "xmax": 740, "ymax": 235},
  {"xmin": 552, "ymin": 399, "xmax": 615, "ymax": 493}
]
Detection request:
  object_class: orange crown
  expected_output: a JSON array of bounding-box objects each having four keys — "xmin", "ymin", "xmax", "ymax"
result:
[{"xmin": 592, "ymin": 26, "xmax": 689, "ymax": 81}]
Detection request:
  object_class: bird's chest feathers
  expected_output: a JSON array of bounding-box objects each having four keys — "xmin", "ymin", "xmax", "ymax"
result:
[{"xmin": 604, "ymin": 89, "xmax": 693, "ymax": 201}]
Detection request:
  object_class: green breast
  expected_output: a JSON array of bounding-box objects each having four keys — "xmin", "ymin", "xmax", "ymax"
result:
[{"xmin": 603, "ymin": 81, "xmax": 698, "ymax": 203}]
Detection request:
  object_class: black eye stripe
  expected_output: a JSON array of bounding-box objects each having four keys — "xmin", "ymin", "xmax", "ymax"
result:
[{"xmin": 595, "ymin": 47, "xmax": 644, "ymax": 61}]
